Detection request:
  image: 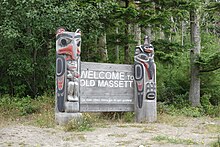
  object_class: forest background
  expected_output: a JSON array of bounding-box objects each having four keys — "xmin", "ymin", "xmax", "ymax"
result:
[{"xmin": 0, "ymin": 0, "xmax": 220, "ymax": 117}]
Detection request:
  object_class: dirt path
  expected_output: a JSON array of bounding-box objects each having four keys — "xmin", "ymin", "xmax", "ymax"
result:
[{"xmin": 0, "ymin": 116, "xmax": 219, "ymax": 147}]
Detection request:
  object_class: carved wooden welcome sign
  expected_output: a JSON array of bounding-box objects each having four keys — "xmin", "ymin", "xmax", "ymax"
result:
[
  {"xmin": 80, "ymin": 62, "xmax": 134, "ymax": 112},
  {"xmin": 55, "ymin": 29, "xmax": 157, "ymax": 125}
]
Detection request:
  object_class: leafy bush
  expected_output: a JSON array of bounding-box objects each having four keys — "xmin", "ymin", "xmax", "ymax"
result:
[
  {"xmin": 158, "ymin": 102, "xmax": 203, "ymax": 117},
  {"xmin": 0, "ymin": 95, "xmax": 41, "ymax": 116},
  {"xmin": 123, "ymin": 112, "xmax": 135, "ymax": 122},
  {"xmin": 201, "ymin": 94, "xmax": 220, "ymax": 117},
  {"xmin": 156, "ymin": 46, "xmax": 190, "ymax": 103},
  {"xmin": 179, "ymin": 107, "xmax": 204, "ymax": 117},
  {"xmin": 0, "ymin": 94, "xmax": 55, "ymax": 127},
  {"xmin": 15, "ymin": 96, "xmax": 40, "ymax": 116},
  {"xmin": 64, "ymin": 113, "xmax": 93, "ymax": 132}
]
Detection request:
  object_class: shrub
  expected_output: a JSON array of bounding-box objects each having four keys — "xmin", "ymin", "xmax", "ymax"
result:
[
  {"xmin": 201, "ymin": 94, "xmax": 220, "ymax": 117},
  {"xmin": 0, "ymin": 95, "xmax": 40, "ymax": 116},
  {"xmin": 64, "ymin": 113, "xmax": 93, "ymax": 132},
  {"xmin": 158, "ymin": 102, "xmax": 204, "ymax": 117}
]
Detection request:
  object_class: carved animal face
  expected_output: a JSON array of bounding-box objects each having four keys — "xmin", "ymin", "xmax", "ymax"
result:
[{"xmin": 56, "ymin": 29, "xmax": 81, "ymax": 61}]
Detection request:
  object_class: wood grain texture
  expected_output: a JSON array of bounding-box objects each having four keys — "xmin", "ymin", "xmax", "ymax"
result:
[{"xmin": 80, "ymin": 62, "xmax": 134, "ymax": 112}]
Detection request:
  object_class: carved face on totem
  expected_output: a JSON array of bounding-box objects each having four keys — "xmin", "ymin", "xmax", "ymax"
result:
[
  {"xmin": 56, "ymin": 28, "xmax": 81, "ymax": 61},
  {"xmin": 143, "ymin": 45, "xmax": 154, "ymax": 53},
  {"xmin": 67, "ymin": 61, "xmax": 77, "ymax": 71}
]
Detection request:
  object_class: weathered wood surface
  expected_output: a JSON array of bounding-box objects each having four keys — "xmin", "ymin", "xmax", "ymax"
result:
[{"xmin": 80, "ymin": 62, "xmax": 134, "ymax": 112}]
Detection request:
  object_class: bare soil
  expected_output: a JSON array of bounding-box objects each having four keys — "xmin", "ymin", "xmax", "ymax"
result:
[{"xmin": 0, "ymin": 115, "xmax": 219, "ymax": 147}]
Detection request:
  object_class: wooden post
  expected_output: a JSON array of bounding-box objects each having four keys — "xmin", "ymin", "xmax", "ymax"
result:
[
  {"xmin": 55, "ymin": 28, "xmax": 82, "ymax": 125},
  {"xmin": 134, "ymin": 36, "xmax": 157, "ymax": 122}
]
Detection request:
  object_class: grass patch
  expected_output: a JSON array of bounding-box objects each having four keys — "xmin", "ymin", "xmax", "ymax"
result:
[
  {"xmin": 99, "ymin": 112, "xmax": 135, "ymax": 123},
  {"xmin": 0, "ymin": 95, "xmax": 40, "ymax": 116},
  {"xmin": 63, "ymin": 134, "xmax": 86, "ymax": 142},
  {"xmin": 139, "ymin": 126, "xmax": 157, "ymax": 133},
  {"xmin": 117, "ymin": 123, "xmax": 144, "ymax": 128},
  {"xmin": 26, "ymin": 110, "xmax": 55, "ymax": 128},
  {"xmin": 157, "ymin": 113, "xmax": 188, "ymax": 127},
  {"xmin": 64, "ymin": 113, "xmax": 94, "ymax": 132},
  {"xmin": 158, "ymin": 102, "xmax": 204, "ymax": 117},
  {"xmin": 210, "ymin": 135, "xmax": 220, "ymax": 147},
  {"xmin": 194, "ymin": 124, "xmax": 220, "ymax": 134},
  {"xmin": 3, "ymin": 141, "xmax": 14, "ymax": 146},
  {"xmin": 152, "ymin": 135, "xmax": 199, "ymax": 145},
  {"xmin": 108, "ymin": 133, "xmax": 127, "ymax": 137},
  {"xmin": 0, "ymin": 94, "xmax": 55, "ymax": 128},
  {"xmin": 21, "ymin": 95, "xmax": 55, "ymax": 128},
  {"xmin": 158, "ymin": 101, "xmax": 220, "ymax": 118},
  {"xmin": 87, "ymin": 113, "xmax": 111, "ymax": 128},
  {"xmin": 116, "ymin": 140, "xmax": 133, "ymax": 146},
  {"xmin": 204, "ymin": 124, "xmax": 220, "ymax": 133},
  {"xmin": 18, "ymin": 141, "xmax": 26, "ymax": 147},
  {"xmin": 0, "ymin": 94, "xmax": 218, "ymax": 131}
]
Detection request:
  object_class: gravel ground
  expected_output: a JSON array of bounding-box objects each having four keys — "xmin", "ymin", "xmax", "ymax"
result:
[{"xmin": 0, "ymin": 116, "xmax": 219, "ymax": 147}]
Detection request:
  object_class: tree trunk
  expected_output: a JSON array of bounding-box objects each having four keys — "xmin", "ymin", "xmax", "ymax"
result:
[
  {"xmin": 124, "ymin": 23, "xmax": 131, "ymax": 64},
  {"xmin": 189, "ymin": 9, "xmax": 201, "ymax": 106},
  {"xmin": 181, "ymin": 21, "xmax": 186, "ymax": 46},
  {"xmin": 98, "ymin": 33, "xmax": 108, "ymax": 62},
  {"xmin": 33, "ymin": 46, "xmax": 38, "ymax": 96},
  {"xmin": 133, "ymin": 1, "xmax": 141, "ymax": 46},
  {"xmin": 134, "ymin": 24, "xmax": 141, "ymax": 45},
  {"xmin": 159, "ymin": 25, "xmax": 165, "ymax": 40},
  {"xmin": 115, "ymin": 27, "xmax": 119, "ymax": 63},
  {"xmin": 144, "ymin": 25, "xmax": 154, "ymax": 41},
  {"xmin": 124, "ymin": 0, "xmax": 131, "ymax": 64}
]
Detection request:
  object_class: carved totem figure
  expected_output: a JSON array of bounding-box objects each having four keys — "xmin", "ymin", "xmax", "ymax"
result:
[
  {"xmin": 134, "ymin": 36, "xmax": 156, "ymax": 122},
  {"xmin": 56, "ymin": 28, "xmax": 81, "ymax": 112}
]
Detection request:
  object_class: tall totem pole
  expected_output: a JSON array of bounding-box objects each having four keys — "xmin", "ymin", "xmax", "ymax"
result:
[
  {"xmin": 55, "ymin": 28, "xmax": 81, "ymax": 114},
  {"xmin": 134, "ymin": 36, "xmax": 157, "ymax": 122}
]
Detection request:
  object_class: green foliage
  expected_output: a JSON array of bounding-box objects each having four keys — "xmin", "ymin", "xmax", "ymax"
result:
[
  {"xmin": 200, "ymin": 69, "xmax": 220, "ymax": 107},
  {"xmin": 210, "ymin": 135, "xmax": 220, "ymax": 147},
  {"xmin": 156, "ymin": 32, "xmax": 219, "ymax": 114},
  {"xmin": 0, "ymin": 0, "xmax": 219, "ymax": 115},
  {"xmin": 158, "ymin": 102, "xmax": 204, "ymax": 117},
  {"xmin": 198, "ymin": 53, "xmax": 220, "ymax": 72},
  {"xmin": 200, "ymin": 26, "xmax": 220, "ymax": 59},
  {"xmin": 198, "ymin": 33, "xmax": 220, "ymax": 108},
  {"xmin": 206, "ymin": 2, "xmax": 220, "ymax": 37},
  {"xmin": 201, "ymin": 94, "xmax": 220, "ymax": 117},
  {"xmin": 154, "ymin": 39, "xmax": 187, "ymax": 64},
  {"xmin": 64, "ymin": 113, "xmax": 94, "ymax": 132},
  {"xmin": 15, "ymin": 96, "xmax": 39, "ymax": 116},
  {"xmin": 179, "ymin": 107, "xmax": 204, "ymax": 117},
  {"xmin": 152, "ymin": 135, "xmax": 199, "ymax": 145},
  {"xmin": 0, "ymin": 95, "xmax": 40, "ymax": 116},
  {"xmin": 158, "ymin": 98, "xmax": 220, "ymax": 117},
  {"xmin": 28, "ymin": 94, "xmax": 55, "ymax": 127},
  {"xmin": 123, "ymin": 112, "xmax": 135, "ymax": 122},
  {"xmin": 100, "ymin": 112, "xmax": 125, "ymax": 120},
  {"xmin": 99, "ymin": 112, "xmax": 135, "ymax": 123},
  {"xmin": 0, "ymin": 0, "xmax": 118, "ymax": 97},
  {"xmin": 0, "ymin": 0, "xmax": 58, "ymax": 97},
  {"xmin": 0, "ymin": 94, "xmax": 55, "ymax": 127},
  {"xmin": 115, "ymin": 3, "xmax": 139, "ymax": 24},
  {"xmin": 155, "ymin": 42, "xmax": 190, "ymax": 103}
]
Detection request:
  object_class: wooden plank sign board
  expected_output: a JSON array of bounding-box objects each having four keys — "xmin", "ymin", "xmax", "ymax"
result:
[{"xmin": 80, "ymin": 62, "xmax": 134, "ymax": 112}]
